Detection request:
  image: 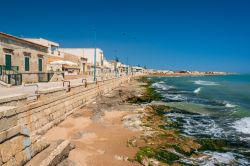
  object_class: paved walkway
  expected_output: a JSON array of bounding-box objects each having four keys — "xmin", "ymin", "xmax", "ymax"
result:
[{"xmin": 0, "ymin": 76, "xmax": 103, "ymax": 97}]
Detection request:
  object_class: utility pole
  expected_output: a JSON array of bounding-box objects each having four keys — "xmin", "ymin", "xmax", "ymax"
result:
[{"xmin": 93, "ymin": 30, "xmax": 97, "ymax": 81}]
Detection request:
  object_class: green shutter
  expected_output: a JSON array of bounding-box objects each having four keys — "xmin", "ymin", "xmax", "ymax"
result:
[
  {"xmin": 5, "ymin": 54, "xmax": 12, "ymax": 70},
  {"xmin": 25, "ymin": 57, "xmax": 30, "ymax": 71},
  {"xmin": 38, "ymin": 58, "xmax": 43, "ymax": 72}
]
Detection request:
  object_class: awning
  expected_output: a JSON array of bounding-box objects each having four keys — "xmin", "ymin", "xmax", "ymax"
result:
[
  {"xmin": 50, "ymin": 60, "xmax": 77, "ymax": 66},
  {"xmin": 63, "ymin": 64, "xmax": 80, "ymax": 69}
]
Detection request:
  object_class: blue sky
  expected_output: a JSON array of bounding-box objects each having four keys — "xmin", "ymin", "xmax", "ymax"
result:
[{"xmin": 0, "ymin": 0, "xmax": 249, "ymax": 73}]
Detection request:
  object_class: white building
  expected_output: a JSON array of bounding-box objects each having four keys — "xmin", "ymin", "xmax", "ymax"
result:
[
  {"xmin": 117, "ymin": 63, "xmax": 128, "ymax": 76},
  {"xmin": 103, "ymin": 59, "xmax": 113, "ymax": 77},
  {"xmin": 131, "ymin": 66, "xmax": 145, "ymax": 75},
  {"xmin": 23, "ymin": 38, "xmax": 64, "ymax": 59},
  {"xmin": 23, "ymin": 38, "xmax": 66, "ymax": 73},
  {"xmin": 59, "ymin": 48, "xmax": 104, "ymax": 76}
]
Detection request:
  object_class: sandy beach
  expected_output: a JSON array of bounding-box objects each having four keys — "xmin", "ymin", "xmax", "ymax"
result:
[{"xmin": 37, "ymin": 79, "xmax": 144, "ymax": 166}]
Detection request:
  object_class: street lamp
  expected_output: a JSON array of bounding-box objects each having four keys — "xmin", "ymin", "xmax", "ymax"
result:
[
  {"xmin": 126, "ymin": 56, "xmax": 129, "ymax": 76},
  {"xmin": 93, "ymin": 30, "xmax": 97, "ymax": 81}
]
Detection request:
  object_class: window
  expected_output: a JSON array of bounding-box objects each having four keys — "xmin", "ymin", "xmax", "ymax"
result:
[
  {"xmin": 38, "ymin": 58, "xmax": 43, "ymax": 72},
  {"xmin": 24, "ymin": 57, "xmax": 30, "ymax": 71},
  {"xmin": 51, "ymin": 46, "xmax": 58, "ymax": 54},
  {"xmin": 5, "ymin": 54, "xmax": 12, "ymax": 70}
]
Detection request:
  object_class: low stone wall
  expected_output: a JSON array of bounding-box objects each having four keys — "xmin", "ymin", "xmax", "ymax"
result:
[
  {"xmin": 22, "ymin": 74, "xmax": 39, "ymax": 84},
  {"xmin": 0, "ymin": 76, "xmax": 131, "ymax": 166},
  {"xmin": 0, "ymin": 94, "xmax": 28, "ymax": 107}
]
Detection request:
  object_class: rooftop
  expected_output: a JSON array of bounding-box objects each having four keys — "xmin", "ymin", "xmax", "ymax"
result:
[
  {"xmin": 0, "ymin": 32, "xmax": 49, "ymax": 48},
  {"xmin": 23, "ymin": 38, "xmax": 59, "ymax": 47}
]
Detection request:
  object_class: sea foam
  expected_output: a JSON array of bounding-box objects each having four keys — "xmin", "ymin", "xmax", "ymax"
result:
[
  {"xmin": 233, "ymin": 117, "xmax": 250, "ymax": 135},
  {"xmin": 181, "ymin": 151, "xmax": 249, "ymax": 165},
  {"xmin": 194, "ymin": 80, "xmax": 219, "ymax": 86},
  {"xmin": 152, "ymin": 82, "xmax": 174, "ymax": 91},
  {"xmin": 194, "ymin": 87, "xmax": 202, "ymax": 94},
  {"xmin": 166, "ymin": 112, "xmax": 224, "ymax": 138},
  {"xmin": 163, "ymin": 94, "xmax": 187, "ymax": 101},
  {"xmin": 198, "ymin": 151, "xmax": 248, "ymax": 165},
  {"xmin": 225, "ymin": 103, "xmax": 237, "ymax": 108}
]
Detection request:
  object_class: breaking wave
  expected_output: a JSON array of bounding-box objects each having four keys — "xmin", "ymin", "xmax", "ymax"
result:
[
  {"xmin": 152, "ymin": 82, "xmax": 174, "ymax": 91},
  {"xmin": 225, "ymin": 103, "xmax": 237, "ymax": 108},
  {"xmin": 223, "ymin": 101, "xmax": 237, "ymax": 108},
  {"xmin": 194, "ymin": 80, "xmax": 219, "ymax": 86},
  {"xmin": 163, "ymin": 94, "xmax": 187, "ymax": 101},
  {"xmin": 233, "ymin": 117, "xmax": 250, "ymax": 135},
  {"xmin": 166, "ymin": 112, "xmax": 224, "ymax": 138},
  {"xmin": 181, "ymin": 151, "xmax": 250, "ymax": 165}
]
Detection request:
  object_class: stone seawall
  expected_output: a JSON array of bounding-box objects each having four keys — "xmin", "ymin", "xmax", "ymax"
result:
[{"xmin": 0, "ymin": 76, "xmax": 131, "ymax": 166}]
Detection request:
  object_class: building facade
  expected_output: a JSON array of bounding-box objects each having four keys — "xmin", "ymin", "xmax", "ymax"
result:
[
  {"xmin": 103, "ymin": 59, "xmax": 113, "ymax": 77},
  {"xmin": 0, "ymin": 32, "xmax": 48, "ymax": 85},
  {"xmin": 23, "ymin": 38, "xmax": 64, "ymax": 65},
  {"xmin": 59, "ymin": 48, "xmax": 104, "ymax": 76}
]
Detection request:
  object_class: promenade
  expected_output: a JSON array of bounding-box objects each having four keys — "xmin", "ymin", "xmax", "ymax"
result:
[{"xmin": 0, "ymin": 76, "xmax": 108, "ymax": 97}]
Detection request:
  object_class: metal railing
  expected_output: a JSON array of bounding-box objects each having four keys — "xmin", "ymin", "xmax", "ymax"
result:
[
  {"xmin": 5, "ymin": 74, "xmax": 22, "ymax": 85},
  {"xmin": 0, "ymin": 65, "xmax": 22, "ymax": 85},
  {"xmin": 0, "ymin": 65, "xmax": 19, "ymax": 75},
  {"xmin": 24, "ymin": 83, "xmax": 39, "ymax": 101},
  {"xmin": 63, "ymin": 80, "xmax": 71, "ymax": 92},
  {"xmin": 38, "ymin": 73, "xmax": 55, "ymax": 82},
  {"xmin": 0, "ymin": 70, "xmax": 64, "ymax": 86}
]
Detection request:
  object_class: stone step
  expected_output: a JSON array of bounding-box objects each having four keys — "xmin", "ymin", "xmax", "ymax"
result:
[
  {"xmin": 25, "ymin": 140, "xmax": 74, "ymax": 166},
  {"xmin": 0, "ymin": 79, "xmax": 12, "ymax": 88}
]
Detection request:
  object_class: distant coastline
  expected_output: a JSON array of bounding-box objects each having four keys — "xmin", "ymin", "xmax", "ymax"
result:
[{"xmin": 145, "ymin": 71, "xmax": 231, "ymax": 77}]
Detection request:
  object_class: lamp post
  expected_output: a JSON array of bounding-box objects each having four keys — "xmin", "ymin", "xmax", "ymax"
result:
[
  {"xmin": 93, "ymin": 30, "xmax": 97, "ymax": 81},
  {"xmin": 126, "ymin": 56, "xmax": 129, "ymax": 76}
]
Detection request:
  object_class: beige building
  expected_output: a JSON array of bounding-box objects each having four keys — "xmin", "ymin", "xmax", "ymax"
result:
[
  {"xmin": 23, "ymin": 38, "xmax": 88, "ymax": 80},
  {"xmin": 23, "ymin": 38, "xmax": 91, "ymax": 79},
  {"xmin": 64, "ymin": 52, "xmax": 87, "ymax": 75},
  {"xmin": 0, "ymin": 32, "xmax": 48, "ymax": 85},
  {"xmin": 59, "ymin": 48, "xmax": 104, "ymax": 76},
  {"xmin": 62, "ymin": 52, "xmax": 87, "ymax": 79}
]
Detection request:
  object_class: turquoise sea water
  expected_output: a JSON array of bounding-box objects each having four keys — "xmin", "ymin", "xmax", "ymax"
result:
[{"xmin": 149, "ymin": 74, "xmax": 250, "ymax": 165}]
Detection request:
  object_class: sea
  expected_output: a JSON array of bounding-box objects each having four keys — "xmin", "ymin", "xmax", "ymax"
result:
[{"xmin": 148, "ymin": 74, "xmax": 250, "ymax": 165}]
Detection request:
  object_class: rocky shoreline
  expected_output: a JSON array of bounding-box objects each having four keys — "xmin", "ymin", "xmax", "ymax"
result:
[
  {"xmin": 118, "ymin": 77, "xmax": 249, "ymax": 166},
  {"xmin": 122, "ymin": 79, "xmax": 202, "ymax": 166}
]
